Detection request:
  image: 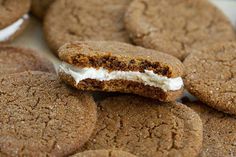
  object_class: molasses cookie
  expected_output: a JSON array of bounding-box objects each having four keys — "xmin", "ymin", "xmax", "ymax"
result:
[
  {"xmin": 0, "ymin": 45, "xmax": 54, "ymax": 75},
  {"xmin": 184, "ymin": 42, "xmax": 236, "ymax": 115},
  {"xmin": 186, "ymin": 101, "xmax": 236, "ymax": 157},
  {"xmin": 58, "ymin": 41, "xmax": 184, "ymax": 102},
  {"xmin": 125, "ymin": 0, "xmax": 236, "ymax": 60},
  {"xmin": 0, "ymin": 71, "xmax": 97, "ymax": 156},
  {"xmin": 71, "ymin": 150, "xmax": 136, "ymax": 157},
  {"xmin": 44, "ymin": 0, "xmax": 132, "ymax": 54},
  {"xmin": 31, "ymin": 0, "xmax": 55, "ymax": 19},
  {"xmin": 80, "ymin": 96, "xmax": 203, "ymax": 157},
  {"xmin": 0, "ymin": 0, "xmax": 31, "ymax": 42}
]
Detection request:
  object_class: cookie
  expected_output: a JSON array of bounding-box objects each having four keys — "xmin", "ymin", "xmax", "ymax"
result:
[
  {"xmin": 0, "ymin": 71, "xmax": 97, "ymax": 156},
  {"xmin": 184, "ymin": 42, "xmax": 236, "ymax": 115},
  {"xmin": 0, "ymin": 0, "xmax": 31, "ymax": 42},
  {"xmin": 31, "ymin": 0, "xmax": 55, "ymax": 19},
  {"xmin": 79, "ymin": 96, "xmax": 203, "ymax": 157},
  {"xmin": 58, "ymin": 41, "xmax": 184, "ymax": 102},
  {"xmin": 125, "ymin": 0, "xmax": 236, "ymax": 60},
  {"xmin": 0, "ymin": 45, "xmax": 55, "ymax": 75},
  {"xmin": 186, "ymin": 101, "xmax": 236, "ymax": 157},
  {"xmin": 44, "ymin": 0, "xmax": 132, "ymax": 54},
  {"xmin": 71, "ymin": 150, "xmax": 137, "ymax": 157}
]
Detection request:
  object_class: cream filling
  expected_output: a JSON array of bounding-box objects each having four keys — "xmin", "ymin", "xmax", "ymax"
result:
[
  {"xmin": 59, "ymin": 62, "xmax": 184, "ymax": 91},
  {"xmin": 0, "ymin": 14, "xmax": 29, "ymax": 41}
]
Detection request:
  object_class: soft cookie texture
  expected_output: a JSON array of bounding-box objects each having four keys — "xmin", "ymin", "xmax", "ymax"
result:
[
  {"xmin": 79, "ymin": 96, "xmax": 203, "ymax": 157},
  {"xmin": 186, "ymin": 101, "xmax": 236, "ymax": 157},
  {"xmin": 0, "ymin": 0, "xmax": 31, "ymax": 42},
  {"xmin": 0, "ymin": 45, "xmax": 55, "ymax": 75},
  {"xmin": 58, "ymin": 41, "xmax": 184, "ymax": 102},
  {"xmin": 184, "ymin": 42, "xmax": 236, "ymax": 115},
  {"xmin": 125, "ymin": 0, "xmax": 236, "ymax": 60},
  {"xmin": 71, "ymin": 150, "xmax": 137, "ymax": 157},
  {"xmin": 0, "ymin": 71, "xmax": 97, "ymax": 156},
  {"xmin": 44, "ymin": 0, "xmax": 132, "ymax": 54},
  {"xmin": 31, "ymin": 0, "xmax": 55, "ymax": 19}
]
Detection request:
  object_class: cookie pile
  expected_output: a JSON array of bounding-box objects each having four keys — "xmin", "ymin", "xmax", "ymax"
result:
[{"xmin": 0, "ymin": 0, "xmax": 235, "ymax": 156}]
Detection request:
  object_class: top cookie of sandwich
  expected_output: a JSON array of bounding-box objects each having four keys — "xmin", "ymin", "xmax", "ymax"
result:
[
  {"xmin": 44, "ymin": 0, "xmax": 132, "ymax": 53},
  {"xmin": 125, "ymin": 0, "xmax": 236, "ymax": 60},
  {"xmin": 0, "ymin": 0, "xmax": 31, "ymax": 29}
]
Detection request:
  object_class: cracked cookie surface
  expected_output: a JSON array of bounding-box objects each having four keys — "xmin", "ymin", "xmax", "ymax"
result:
[
  {"xmin": 125, "ymin": 0, "xmax": 236, "ymax": 60},
  {"xmin": 184, "ymin": 42, "xmax": 236, "ymax": 115},
  {"xmin": 186, "ymin": 101, "xmax": 236, "ymax": 157},
  {"xmin": 80, "ymin": 96, "xmax": 203, "ymax": 157},
  {"xmin": 0, "ymin": 71, "xmax": 97, "ymax": 156},
  {"xmin": 0, "ymin": 45, "xmax": 55, "ymax": 75},
  {"xmin": 71, "ymin": 150, "xmax": 137, "ymax": 157},
  {"xmin": 44, "ymin": 0, "xmax": 132, "ymax": 54}
]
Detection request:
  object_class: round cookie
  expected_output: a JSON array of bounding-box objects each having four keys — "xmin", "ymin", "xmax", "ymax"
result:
[
  {"xmin": 184, "ymin": 42, "xmax": 236, "ymax": 115},
  {"xmin": 186, "ymin": 101, "xmax": 236, "ymax": 157},
  {"xmin": 31, "ymin": 0, "xmax": 55, "ymax": 19},
  {"xmin": 0, "ymin": 0, "xmax": 31, "ymax": 42},
  {"xmin": 71, "ymin": 150, "xmax": 137, "ymax": 157},
  {"xmin": 80, "ymin": 96, "xmax": 203, "ymax": 157},
  {"xmin": 0, "ymin": 71, "xmax": 97, "ymax": 156},
  {"xmin": 0, "ymin": 45, "xmax": 55, "ymax": 75},
  {"xmin": 44, "ymin": 0, "xmax": 132, "ymax": 54},
  {"xmin": 125, "ymin": 0, "xmax": 236, "ymax": 60}
]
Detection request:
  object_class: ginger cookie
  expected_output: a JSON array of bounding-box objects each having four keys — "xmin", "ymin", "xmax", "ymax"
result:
[
  {"xmin": 44, "ymin": 0, "xmax": 132, "ymax": 54},
  {"xmin": 80, "ymin": 96, "xmax": 203, "ymax": 157},
  {"xmin": 58, "ymin": 41, "xmax": 184, "ymax": 102},
  {"xmin": 0, "ymin": 45, "xmax": 55, "ymax": 75},
  {"xmin": 125, "ymin": 0, "xmax": 236, "ymax": 60},
  {"xmin": 184, "ymin": 42, "xmax": 236, "ymax": 115},
  {"xmin": 31, "ymin": 0, "xmax": 55, "ymax": 19},
  {"xmin": 0, "ymin": 71, "xmax": 97, "ymax": 156},
  {"xmin": 71, "ymin": 150, "xmax": 137, "ymax": 157},
  {"xmin": 186, "ymin": 101, "xmax": 236, "ymax": 157},
  {"xmin": 0, "ymin": 0, "xmax": 31, "ymax": 42}
]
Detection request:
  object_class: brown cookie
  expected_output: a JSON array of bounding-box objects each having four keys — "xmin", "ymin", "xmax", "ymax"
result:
[
  {"xmin": 0, "ymin": 0, "xmax": 31, "ymax": 42},
  {"xmin": 71, "ymin": 150, "xmax": 137, "ymax": 157},
  {"xmin": 125, "ymin": 0, "xmax": 236, "ymax": 60},
  {"xmin": 186, "ymin": 101, "xmax": 236, "ymax": 157},
  {"xmin": 58, "ymin": 41, "xmax": 184, "ymax": 102},
  {"xmin": 31, "ymin": 0, "xmax": 55, "ymax": 19},
  {"xmin": 80, "ymin": 96, "xmax": 203, "ymax": 157},
  {"xmin": 0, "ymin": 71, "xmax": 97, "ymax": 156},
  {"xmin": 0, "ymin": 45, "xmax": 55, "ymax": 75},
  {"xmin": 184, "ymin": 42, "xmax": 236, "ymax": 115},
  {"xmin": 44, "ymin": 0, "xmax": 132, "ymax": 54}
]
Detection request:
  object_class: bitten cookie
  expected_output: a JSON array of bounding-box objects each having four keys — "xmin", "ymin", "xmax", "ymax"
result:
[
  {"xmin": 71, "ymin": 150, "xmax": 137, "ymax": 157},
  {"xmin": 125, "ymin": 0, "xmax": 236, "ymax": 60},
  {"xmin": 186, "ymin": 101, "xmax": 236, "ymax": 157},
  {"xmin": 31, "ymin": 0, "xmax": 55, "ymax": 19},
  {"xmin": 44, "ymin": 0, "xmax": 132, "ymax": 54},
  {"xmin": 58, "ymin": 41, "xmax": 184, "ymax": 102},
  {"xmin": 0, "ymin": 0, "xmax": 31, "ymax": 42},
  {"xmin": 0, "ymin": 71, "xmax": 97, "ymax": 156},
  {"xmin": 184, "ymin": 42, "xmax": 236, "ymax": 115},
  {"xmin": 0, "ymin": 45, "xmax": 55, "ymax": 75},
  {"xmin": 80, "ymin": 96, "xmax": 203, "ymax": 157}
]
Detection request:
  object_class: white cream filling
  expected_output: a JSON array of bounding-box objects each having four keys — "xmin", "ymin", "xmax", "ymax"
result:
[
  {"xmin": 0, "ymin": 14, "xmax": 29, "ymax": 41},
  {"xmin": 59, "ymin": 62, "xmax": 183, "ymax": 91}
]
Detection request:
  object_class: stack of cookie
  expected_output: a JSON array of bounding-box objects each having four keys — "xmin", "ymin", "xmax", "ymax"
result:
[{"xmin": 0, "ymin": 0, "xmax": 235, "ymax": 156}]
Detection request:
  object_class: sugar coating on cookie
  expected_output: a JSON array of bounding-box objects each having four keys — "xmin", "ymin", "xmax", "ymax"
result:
[
  {"xmin": 58, "ymin": 41, "xmax": 184, "ymax": 101},
  {"xmin": 0, "ymin": 45, "xmax": 55, "ymax": 75},
  {"xmin": 44, "ymin": 0, "xmax": 132, "ymax": 53},
  {"xmin": 184, "ymin": 42, "xmax": 236, "ymax": 115},
  {"xmin": 0, "ymin": 0, "xmax": 31, "ymax": 42},
  {"xmin": 186, "ymin": 101, "xmax": 236, "ymax": 157},
  {"xmin": 0, "ymin": 71, "xmax": 97, "ymax": 156},
  {"xmin": 125, "ymin": 0, "xmax": 236, "ymax": 60},
  {"xmin": 71, "ymin": 150, "xmax": 137, "ymax": 157}
]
